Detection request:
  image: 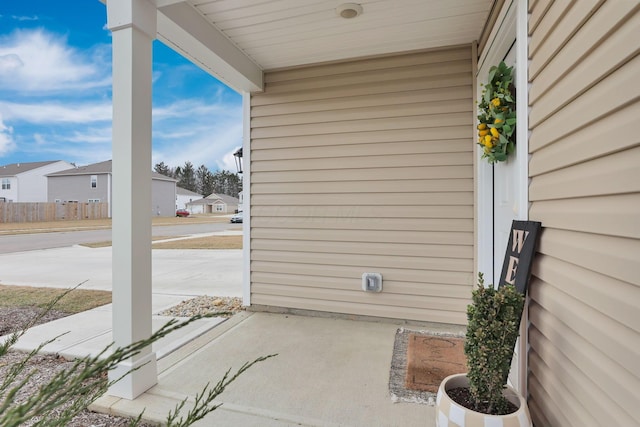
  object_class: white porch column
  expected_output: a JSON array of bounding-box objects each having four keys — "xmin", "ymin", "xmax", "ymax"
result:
[{"xmin": 106, "ymin": 0, "xmax": 157, "ymax": 400}]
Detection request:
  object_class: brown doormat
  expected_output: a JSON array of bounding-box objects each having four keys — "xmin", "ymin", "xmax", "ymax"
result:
[
  {"xmin": 405, "ymin": 333, "xmax": 466, "ymax": 393},
  {"xmin": 389, "ymin": 328, "xmax": 466, "ymax": 405}
]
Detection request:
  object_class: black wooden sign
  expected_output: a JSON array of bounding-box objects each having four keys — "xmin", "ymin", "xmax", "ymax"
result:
[{"xmin": 498, "ymin": 220, "xmax": 542, "ymax": 295}]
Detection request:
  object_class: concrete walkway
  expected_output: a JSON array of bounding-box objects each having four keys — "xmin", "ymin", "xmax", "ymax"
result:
[
  {"xmin": 0, "ymin": 231, "xmax": 242, "ymax": 295},
  {"xmin": 0, "ymin": 231, "xmax": 242, "ymax": 359},
  {"xmin": 93, "ymin": 312, "xmax": 443, "ymax": 427}
]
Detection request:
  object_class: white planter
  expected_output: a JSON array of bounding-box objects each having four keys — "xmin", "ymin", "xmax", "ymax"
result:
[{"xmin": 436, "ymin": 373, "xmax": 532, "ymax": 427}]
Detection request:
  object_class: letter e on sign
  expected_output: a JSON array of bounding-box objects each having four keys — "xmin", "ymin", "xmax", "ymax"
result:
[
  {"xmin": 505, "ymin": 256, "xmax": 519, "ymax": 285},
  {"xmin": 499, "ymin": 221, "xmax": 542, "ymax": 295}
]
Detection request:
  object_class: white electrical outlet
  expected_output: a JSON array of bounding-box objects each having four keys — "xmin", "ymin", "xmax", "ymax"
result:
[{"xmin": 362, "ymin": 273, "xmax": 382, "ymax": 292}]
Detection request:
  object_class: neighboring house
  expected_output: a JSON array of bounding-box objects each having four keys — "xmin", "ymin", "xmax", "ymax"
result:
[
  {"xmin": 47, "ymin": 160, "xmax": 177, "ymax": 217},
  {"xmin": 187, "ymin": 193, "xmax": 239, "ymax": 214},
  {"xmin": 175, "ymin": 186, "xmax": 202, "ymax": 211},
  {"xmin": 0, "ymin": 160, "xmax": 74, "ymax": 202},
  {"xmin": 104, "ymin": 1, "xmax": 639, "ymax": 425}
]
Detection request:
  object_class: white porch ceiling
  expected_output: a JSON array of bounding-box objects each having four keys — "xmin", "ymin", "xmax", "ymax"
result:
[{"xmin": 155, "ymin": 0, "xmax": 494, "ymax": 91}]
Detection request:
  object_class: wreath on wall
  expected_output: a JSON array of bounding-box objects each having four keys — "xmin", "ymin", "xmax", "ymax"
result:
[{"xmin": 477, "ymin": 62, "xmax": 516, "ymax": 164}]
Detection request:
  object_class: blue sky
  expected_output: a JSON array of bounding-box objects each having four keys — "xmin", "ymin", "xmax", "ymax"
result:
[{"xmin": 0, "ymin": 0, "xmax": 243, "ymax": 172}]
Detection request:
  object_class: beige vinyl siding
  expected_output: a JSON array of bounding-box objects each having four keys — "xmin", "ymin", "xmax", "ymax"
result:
[
  {"xmin": 527, "ymin": 2, "xmax": 640, "ymax": 426},
  {"xmin": 250, "ymin": 46, "xmax": 475, "ymax": 325}
]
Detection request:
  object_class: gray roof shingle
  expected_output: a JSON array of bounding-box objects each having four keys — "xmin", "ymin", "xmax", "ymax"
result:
[
  {"xmin": 205, "ymin": 193, "xmax": 239, "ymax": 204},
  {"xmin": 0, "ymin": 161, "xmax": 60, "ymax": 177},
  {"xmin": 47, "ymin": 160, "xmax": 177, "ymax": 181},
  {"xmin": 177, "ymin": 187, "xmax": 202, "ymax": 197}
]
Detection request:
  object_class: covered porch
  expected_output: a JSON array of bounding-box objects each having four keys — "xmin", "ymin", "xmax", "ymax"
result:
[
  {"xmin": 94, "ymin": 311, "xmax": 463, "ymax": 426},
  {"xmin": 102, "ymin": 0, "xmax": 640, "ymax": 426},
  {"xmin": 105, "ymin": 0, "xmax": 496, "ymax": 401}
]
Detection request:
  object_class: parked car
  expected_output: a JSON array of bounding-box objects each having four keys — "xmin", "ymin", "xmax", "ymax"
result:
[
  {"xmin": 230, "ymin": 212, "xmax": 243, "ymax": 223},
  {"xmin": 176, "ymin": 209, "xmax": 190, "ymax": 217}
]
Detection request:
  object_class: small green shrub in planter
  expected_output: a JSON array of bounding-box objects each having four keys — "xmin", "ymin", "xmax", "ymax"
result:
[{"xmin": 464, "ymin": 272, "xmax": 524, "ymax": 415}]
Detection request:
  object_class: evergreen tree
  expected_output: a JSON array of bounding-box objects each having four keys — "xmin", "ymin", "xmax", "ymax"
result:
[
  {"xmin": 154, "ymin": 161, "xmax": 172, "ymax": 177},
  {"xmin": 154, "ymin": 161, "xmax": 241, "ymax": 197},
  {"xmin": 196, "ymin": 164, "xmax": 215, "ymax": 196},
  {"xmin": 178, "ymin": 161, "xmax": 197, "ymax": 192},
  {"xmin": 210, "ymin": 169, "xmax": 242, "ymax": 198}
]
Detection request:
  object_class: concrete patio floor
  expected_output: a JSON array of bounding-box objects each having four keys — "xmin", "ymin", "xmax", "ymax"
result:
[{"xmin": 93, "ymin": 311, "xmax": 462, "ymax": 426}]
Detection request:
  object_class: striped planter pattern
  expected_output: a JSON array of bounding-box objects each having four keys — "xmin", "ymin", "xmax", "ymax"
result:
[{"xmin": 436, "ymin": 374, "xmax": 532, "ymax": 427}]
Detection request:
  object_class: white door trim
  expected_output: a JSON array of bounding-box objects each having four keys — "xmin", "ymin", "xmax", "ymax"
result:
[
  {"xmin": 514, "ymin": 0, "xmax": 529, "ymax": 224},
  {"xmin": 514, "ymin": 0, "xmax": 530, "ymax": 398},
  {"xmin": 475, "ymin": 0, "xmax": 530, "ymax": 396},
  {"xmin": 476, "ymin": 0, "xmax": 518, "ymax": 284}
]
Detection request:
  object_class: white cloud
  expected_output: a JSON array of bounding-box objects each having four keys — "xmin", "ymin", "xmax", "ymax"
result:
[
  {"xmin": 0, "ymin": 100, "xmax": 112, "ymax": 124},
  {"xmin": 46, "ymin": 144, "xmax": 112, "ymax": 166},
  {"xmin": 0, "ymin": 26, "xmax": 243, "ymax": 173},
  {"xmin": 0, "ymin": 53, "xmax": 23, "ymax": 72},
  {"xmin": 219, "ymin": 147, "xmax": 243, "ymax": 172},
  {"xmin": 153, "ymin": 99, "xmax": 239, "ymax": 121},
  {"xmin": 21, "ymin": 131, "xmax": 111, "ymax": 166},
  {"xmin": 66, "ymin": 127, "xmax": 112, "ymax": 144},
  {"xmin": 0, "ymin": 114, "xmax": 16, "ymax": 156},
  {"xmin": 0, "ymin": 29, "xmax": 111, "ymax": 93},
  {"xmin": 150, "ymin": 97, "xmax": 242, "ymax": 171},
  {"xmin": 0, "ymin": 96, "xmax": 242, "ymax": 170},
  {"xmin": 152, "ymin": 118, "xmax": 242, "ymax": 172},
  {"xmin": 12, "ymin": 15, "xmax": 40, "ymax": 22}
]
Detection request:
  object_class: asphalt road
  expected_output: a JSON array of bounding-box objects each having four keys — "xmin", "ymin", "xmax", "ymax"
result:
[{"xmin": 0, "ymin": 221, "xmax": 237, "ymax": 254}]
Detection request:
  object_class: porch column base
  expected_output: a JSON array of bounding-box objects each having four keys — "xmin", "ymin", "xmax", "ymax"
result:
[{"xmin": 108, "ymin": 352, "xmax": 158, "ymax": 400}]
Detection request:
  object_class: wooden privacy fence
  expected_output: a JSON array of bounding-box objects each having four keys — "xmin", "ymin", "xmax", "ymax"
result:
[{"xmin": 0, "ymin": 202, "xmax": 109, "ymax": 223}]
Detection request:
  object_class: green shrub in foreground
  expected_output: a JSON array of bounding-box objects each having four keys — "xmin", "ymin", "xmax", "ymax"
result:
[{"xmin": 0, "ymin": 285, "xmax": 275, "ymax": 427}]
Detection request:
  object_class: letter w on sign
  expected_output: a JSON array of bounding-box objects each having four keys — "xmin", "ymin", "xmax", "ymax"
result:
[{"xmin": 499, "ymin": 221, "xmax": 542, "ymax": 295}]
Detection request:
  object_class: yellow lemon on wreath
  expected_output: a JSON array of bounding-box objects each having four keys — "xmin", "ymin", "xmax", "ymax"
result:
[
  {"xmin": 491, "ymin": 98, "xmax": 501, "ymax": 107},
  {"xmin": 483, "ymin": 135, "xmax": 493, "ymax": 147},
  {"xmin": 494, "ymin": 118, "xmax": 503, "ymax": 124},
  {"xmin": 477, "ymin": 123, "xmax": 487, "ymax": 130},
  {"xmin": 478, "ymin": 129, "xmax": 489, "ymax": 137},
  {"xmin": 490, "ymin": 127, "xmax": 500, "ymax": 138}
]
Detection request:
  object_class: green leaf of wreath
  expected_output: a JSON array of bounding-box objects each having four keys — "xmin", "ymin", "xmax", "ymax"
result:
[
  {"xmin": 484, "ymin": 88, "xmax": 492, "ymax": 103},
  {"xmin": 489, "ymin": 67, "xmax": 497, "ymax": 83}
]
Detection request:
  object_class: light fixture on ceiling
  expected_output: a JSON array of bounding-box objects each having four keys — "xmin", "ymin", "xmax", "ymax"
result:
[{"xmin": 336, "ymin": 3, "xmax": 363, "ymax": 19}]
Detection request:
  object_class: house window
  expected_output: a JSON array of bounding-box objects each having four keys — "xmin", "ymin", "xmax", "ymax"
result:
[
  {"xmin": 216, "ymin": 205, "xmax": 224, "ymax": 212},
  {"xmin": 88, "ymin": 199, "xmax": 101, "ymax": 203},
  {"xmin": 90, "ymin": 175, "xmax": 97, "ymax": 188},
  {"xmin": 54, "ymin": 199, "xmax": 61, "ymax": 203},
  {"xmin": 1, "ymin": 178, "xmax": 10, "ymax": 190}
]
